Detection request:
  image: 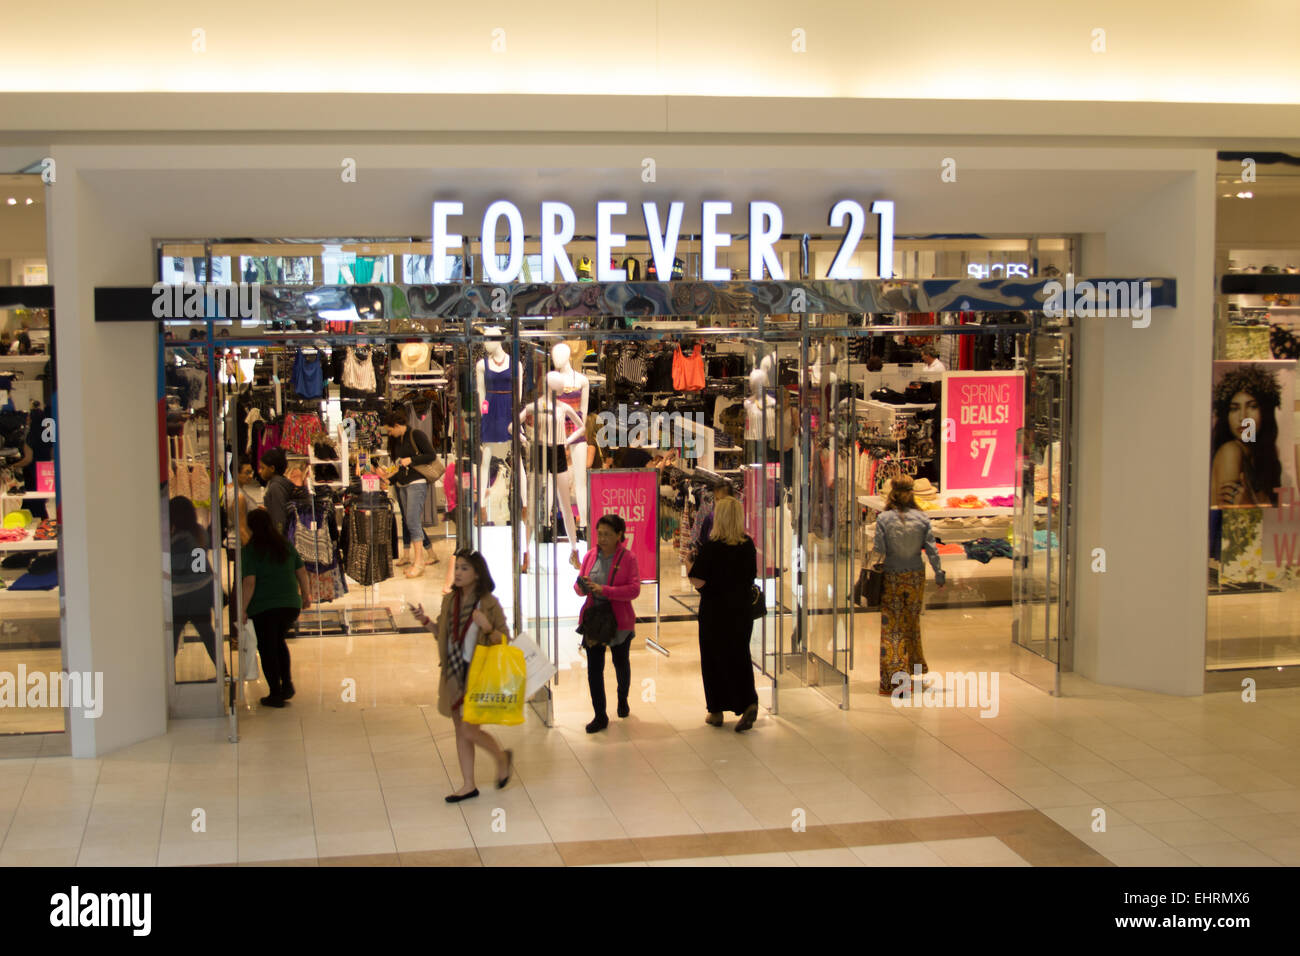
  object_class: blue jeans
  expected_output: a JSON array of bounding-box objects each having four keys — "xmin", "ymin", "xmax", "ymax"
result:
[{"xmin": 396, "ymin": 481, "xmax": 430, "ymax": 547}]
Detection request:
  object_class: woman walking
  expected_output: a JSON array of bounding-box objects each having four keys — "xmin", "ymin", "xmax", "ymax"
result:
[
  {"xmin": 574, "ymin": 514, "xmax": 641, "ymax": 733},
  {"xmin": 688, "ymin": 497, "xmax": 760, "ymax": 731},
  {"xmin": 239, "ymin": 508, "xmax": 312, "ymax": 708},
  {"xmin": 169, "ymin": 495, "xmax": 219, "ymax": 671},
  {"xmin": 411, "ymin": 549, "xmax": 512, "ymax": 802},
  {"xmin": 871, "ymin": 476, "xmax": 946, "ymax": 695}
]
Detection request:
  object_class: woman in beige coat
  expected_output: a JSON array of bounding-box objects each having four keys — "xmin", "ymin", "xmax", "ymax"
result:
[{"xmin": 412, "ymin": 548, "xmax": 512, "ymax": 803}]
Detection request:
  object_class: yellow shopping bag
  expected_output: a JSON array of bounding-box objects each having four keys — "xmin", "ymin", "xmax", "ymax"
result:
[{"xmin": 462, "ymin": 640, "xmax": 527, "ymax": 726}]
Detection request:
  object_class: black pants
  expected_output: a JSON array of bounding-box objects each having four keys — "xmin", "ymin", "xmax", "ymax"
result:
[
  {"xmin": 172, "ymin": 611, "xmax": 218, "ymax": 668},
  {"xmin": 586, "ymin": 638, "xmax": 632, "ymax": 718},
  {"xmin": 252, "ymin": 606, "xmax": 299, "ymax": 697}
]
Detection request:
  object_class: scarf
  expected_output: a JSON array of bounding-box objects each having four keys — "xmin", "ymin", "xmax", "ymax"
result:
[{"xmin": 446, "ymin": 590, "xmax": 480, "ymax": 690}]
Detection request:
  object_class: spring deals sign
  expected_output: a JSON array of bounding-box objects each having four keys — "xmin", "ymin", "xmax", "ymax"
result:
[
  {"xmin": 588, "ymin": 469, "xmax": 659, "ymax": 581},
  {"xmin": 940, "ymin": 372, "xmax": 1025, "ymax": 492}
]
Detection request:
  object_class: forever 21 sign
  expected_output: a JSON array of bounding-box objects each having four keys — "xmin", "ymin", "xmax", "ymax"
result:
[{"xmin": 430, "ymin": 199, "xmax": 896, "ymax": 285}]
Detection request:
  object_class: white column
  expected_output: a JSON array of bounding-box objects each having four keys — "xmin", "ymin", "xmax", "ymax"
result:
[{"xmin": 1071, "ymin": 160, "xmax": 1215, "ymax": 694}]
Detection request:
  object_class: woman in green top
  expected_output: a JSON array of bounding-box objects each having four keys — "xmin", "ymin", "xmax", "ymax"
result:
[{"xmin": 240, "ymin": 507, "xmax": 311, "ymax": 708}]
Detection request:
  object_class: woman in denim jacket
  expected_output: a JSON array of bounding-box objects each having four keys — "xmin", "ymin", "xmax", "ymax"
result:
[{"xmin": 871, "ymin": 476, "xmax": 946, "ymax": 695}]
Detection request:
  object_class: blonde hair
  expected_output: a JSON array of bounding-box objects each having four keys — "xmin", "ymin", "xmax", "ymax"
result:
[
  {"xmin": 585, "ymin": 413, "xmax": 601, "ymax": 445},
  {"xmin": 709, "ymin": 497, "xmax": 747, "ymax": 545},
  {"xmin": 885, "ymin": 475, "xmax": 918, "ymax": 511}
]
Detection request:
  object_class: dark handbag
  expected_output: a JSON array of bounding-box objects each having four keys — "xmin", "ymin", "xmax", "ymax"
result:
[
  {"xmin": 750, "ymin": 584, "xmax": 765, "ymax": 620},
  {"xmin": 864, "ymin": 565, "xmax": 884, "ymax": 609},
  {"xmin": 576, "ymin": 550, "xmax": 625, "ymax": 646}
]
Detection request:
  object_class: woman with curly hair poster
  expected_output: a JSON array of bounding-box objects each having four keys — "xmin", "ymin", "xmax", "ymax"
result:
[{"xmin": 1210, "ymin": 361, "xmax": 1296, "ymax": 508}]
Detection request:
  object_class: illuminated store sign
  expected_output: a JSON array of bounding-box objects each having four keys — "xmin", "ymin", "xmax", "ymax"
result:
[
  {"xmin": 967, "ymin": 262, "xmax": 1030, "ymax": 279},
  {"xmin": 431, "ymin": 199, "xmax": 896, "ymax": 284}
]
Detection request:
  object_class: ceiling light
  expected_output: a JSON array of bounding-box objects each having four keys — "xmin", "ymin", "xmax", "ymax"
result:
[
  {"xmin": 4, "ymin": 198, "xmax": 14, "ymax": 205},
  {"xmin": 24, "ymin": 198, "xmax": 33, "ymax": 205},
  {"xmin": 1236, "ymin": 191, "xmax": 1254, "ymax": 199}
]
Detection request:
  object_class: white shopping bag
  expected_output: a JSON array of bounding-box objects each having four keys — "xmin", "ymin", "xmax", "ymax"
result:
[
  {"xmin": 512, "ymin": 631, "xmax": 557, "ymax": 700},
  {"xmin": 239, "ymin": 620, "xmax": 261, "ymax": 681}
]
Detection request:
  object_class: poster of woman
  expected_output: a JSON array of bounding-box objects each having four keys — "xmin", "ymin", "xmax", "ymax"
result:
[{"xmin": 1210, "ymin": 360, "xmax": 1296, "ymax": 508}]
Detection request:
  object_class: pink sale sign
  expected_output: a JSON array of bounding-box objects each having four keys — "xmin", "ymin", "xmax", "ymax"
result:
[{"xmin": 588, "ymin": 468, "xmax": 659, "ymax": 580}]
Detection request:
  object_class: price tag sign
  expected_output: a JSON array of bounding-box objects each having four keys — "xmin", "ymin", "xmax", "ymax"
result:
[{"xmin": 940, "ymin": 371, "xmax": 1024, "ymax": 492}]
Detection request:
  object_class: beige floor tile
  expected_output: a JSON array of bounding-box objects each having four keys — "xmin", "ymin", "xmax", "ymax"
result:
[
  {"xmin": 787, "ymin": 847, "xmax": 866, "ymax": 867},
  {"xmin": 1139, "ymin": 818, "xmax": 1236, "ymax": 847},
  {"xmin": 1104, "ymin": 845, "xmax": 1200, "ymax": 867},
  {"xmin": 1242, "ymin": 790, "xmax": 1300, "ymax": 814},
  {"xmin": 0, "ymin": 847, "xmax": 80, "ymax": 866},
  {"xmin": 1149, "ymin": 775, "xmax": 1233, "ymax": 798},
  {"xmin": 1211, "ymin": 814, "xmax": 1300, "ymax": 842},
  {"xmin": 391, "ymin": 824, "xmax": 477, "ymax": 853},
  {"xmin": 1110, "ymin": 799, "xmax": 1203, "ymax": 824},
  {"xmin": 646, "ymin": 856, "xmax": 732, "ymax": 866},
  {"xmin": 925, "ymin": 836, "xmax": 1030, "ymax": 866},
  {"xmin": 1252, "ymin": 835, "xmax": 1300, "ymax": 865},
  {"xmin": 1071, "ymin": 825, "xmax": 1169, "ymax": 854},
  {"xmin": 944, "ymin": 790, "xmax": 1031, "ymax": 814},
  {"xmin": 157, "ymin": 839, "xmax": 239, "ymax": 867},
  {"xmin": 1179, "ymin": 841, "xmax": 1282, "ymax": 867},
  {"xmin": 237, "ymin": 834, "xmax": 318, "ymax": 862},
  {"xmin": 849, "ymin": 841, "xmax": 948, "ymax": 866},
  {"xmin": 314, "ymin": 830, "xmax": 397, "ymax": 858},
  {"xmin": 76, "ymin": 842, "xmax": 160, "ymax": 867},
  {"xmin": 722, "ymin": 851, "xmax": 799, "ymax": 866}
]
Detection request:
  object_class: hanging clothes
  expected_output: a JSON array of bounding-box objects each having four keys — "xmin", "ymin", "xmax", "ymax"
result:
[
  {"xmin": 280, "ymin": 412, "xmax": 323, "ymax": 456},
  {"xmin": 672, "ymin": 344, "xmax": 706, "ymax": 391},
  {"xmin": 286, "ymin": 496, "xmax": 346, "ymax": 603},
  {"xmin": 342, "ymin": 501, "xmax": 395, "ymax": 585},
  {"xmin": 290, "ymin": 350, "xmax": 325, "ymax": 399},
  {"xmin": 482, "ymin": 358, "xmax": 513, "ymax": 443},
  {"xmin": 342, "ymin": 346, "xmax": 378, "ymax": 392}
]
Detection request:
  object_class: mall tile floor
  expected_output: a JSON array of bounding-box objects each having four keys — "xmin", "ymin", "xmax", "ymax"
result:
[{"xmin": 2, "ymin": 615, "xmax": 1300, "ymax": 867}]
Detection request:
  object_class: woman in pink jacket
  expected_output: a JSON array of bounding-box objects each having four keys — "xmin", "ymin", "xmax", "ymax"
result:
[{"xmin": 574, "ymin": 514, "xmax": 641, "ymax": 733}]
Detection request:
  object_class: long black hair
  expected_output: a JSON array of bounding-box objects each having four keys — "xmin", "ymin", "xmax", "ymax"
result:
[
  {"xmin": 168, "ymin": 495, "xmax": 209, "ymax": 547},
  {"xmin": 246, "ymin": 507, "xmax": 291, "ymax": 563},
  {"xmin": 453, "ymin": 548, "xmax": 495, "ymax": 598},
  {"xmin": 1212, "ymin": 366, "xmax": 1283, "ymax": 506}
]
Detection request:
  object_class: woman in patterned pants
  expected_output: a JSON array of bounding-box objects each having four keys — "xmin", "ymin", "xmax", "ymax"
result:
[{"xmin": 870, "ymin": 476, "xmax": 946, "ymax": 695}]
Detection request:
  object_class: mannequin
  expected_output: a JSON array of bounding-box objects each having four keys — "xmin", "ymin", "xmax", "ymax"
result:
[
  {"xmin": 519, "ymin": 393, "xmax": 586, "ymax": 569},
  {"xmin": 547, "ymin": 343, "xmax": 590, "ymax": 534},
  {"xmin": 476, "ymin": 329, "xmax": 525, "ymax": 523},
  {"xmin": 744, "ymin": 366, "xmax": 778, "ymax": 461}
]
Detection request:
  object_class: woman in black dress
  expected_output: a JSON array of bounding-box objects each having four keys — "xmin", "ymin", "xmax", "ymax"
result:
[{"xmin": 688, "ymin": 497, "xmax": 760, "ymax": 732}]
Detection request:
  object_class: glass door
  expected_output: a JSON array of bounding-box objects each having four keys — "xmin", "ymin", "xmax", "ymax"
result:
[
  {"xmin": 799, "ymin": 321, "xmax": 852, "ymax": 708},
  {"xmin": 1010, "ymin": 326, "xmax": 1072, "ymax": 694}
]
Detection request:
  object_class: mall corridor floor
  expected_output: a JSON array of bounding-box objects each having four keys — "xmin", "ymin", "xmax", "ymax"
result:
[{"xmin": 1, "ymin": 623, "xmax": 1298, "ymax": 867}]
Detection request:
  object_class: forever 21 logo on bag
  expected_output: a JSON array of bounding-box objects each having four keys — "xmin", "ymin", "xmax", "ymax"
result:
[{"xmin": 466, "ymin": 691, "xmax": 519, "ymax": 705}]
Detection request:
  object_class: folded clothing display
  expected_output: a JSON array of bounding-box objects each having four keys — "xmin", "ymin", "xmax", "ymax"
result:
[
  {"xmin": 0, "ymin": 528, "xmax": 28, "ymax": 542},
  {"xmin": 946, "ymin": 495, "xmax": 988, "ymax": 509},
  {"xmin": 962, "ymin": 537, "xmax": 1014, "ymax": 563},
  {"xmin": 32, "ymin": 519, "xmax": 57, "ymax": 540},
  {"xmin": 985, "ymin": 494, "xmax": 1015, "ymax": 508},
  {"xmin": 7, "ymin": 569, "xmax": 58, "ymax": 590}
]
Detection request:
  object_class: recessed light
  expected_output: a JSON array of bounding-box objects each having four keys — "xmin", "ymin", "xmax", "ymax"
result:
[
  {"xmin": 1236, "ymin": 191, "xmax": 1254, "ymax": 199},
  {"xmin": 4, "ymin": 198, "xmax": 14, "ymax": 205},
  {"xmin": 24, "ymin": 198, "xmax": 33, "ymax": 205}
]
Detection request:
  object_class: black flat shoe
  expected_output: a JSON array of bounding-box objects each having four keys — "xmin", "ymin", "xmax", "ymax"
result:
[
  {"xmin": 735, "ymin": 703, "xmax": 758, "ymax": 733},
  {"xmin": 445, "ymin": 788, "xmax": 479, "ymax": 803},
  {"xmin": 496, "ymin": 750, "xmax": 513, "ymax": 790},
  {"xmin": 281, "ymin": 681, "xmax": 295, "ymax": 701},
  {"xmin": 617, "ymin": 700, "xmax": 630, "ymax": 718},
  {"xmin": 585, "ymin": 715, "xmax": 609, "ymax": 734},
  {"xmin": 260, "ymin": 696, "xmax": 286, "ymax": 708}
]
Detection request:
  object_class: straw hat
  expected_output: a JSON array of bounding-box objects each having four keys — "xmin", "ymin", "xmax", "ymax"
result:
[
  {"xmin": 912, "ymin": 477, "xmax": 938, "ymax": 497},
  {"xmin": 400, "ymin": 343, "xmax": 430, "ymax": 372}
]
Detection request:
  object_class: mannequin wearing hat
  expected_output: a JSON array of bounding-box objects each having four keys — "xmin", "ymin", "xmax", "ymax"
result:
[
  {"xmin": 547, "ymin": 343, "xmax": 591, "ymax": 536},
  {"xmin": 518, "ymin": 391, "xmax": 586, "ymax": 569},
  {"xmin": 476, "ymin": 330, "xmax": 525, "ymax": 525}
]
